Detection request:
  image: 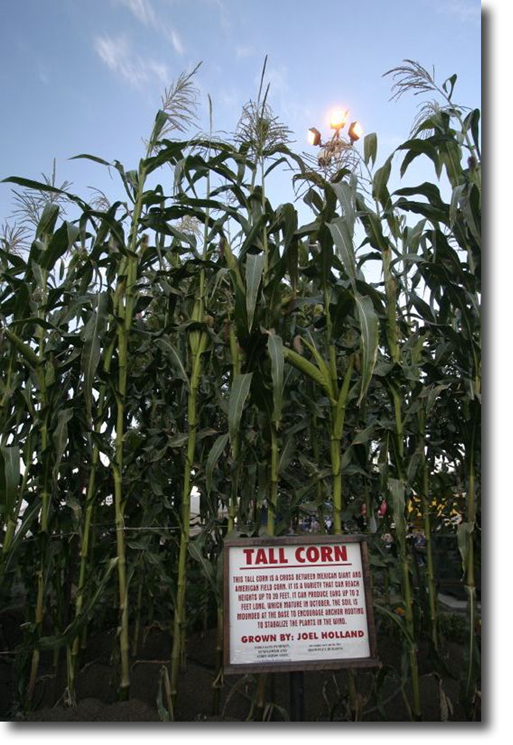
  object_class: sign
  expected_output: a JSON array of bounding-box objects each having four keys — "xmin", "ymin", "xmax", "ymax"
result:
[{"xmin": 223, "ymin": 534, "xmax": 379, "ymax": 674}]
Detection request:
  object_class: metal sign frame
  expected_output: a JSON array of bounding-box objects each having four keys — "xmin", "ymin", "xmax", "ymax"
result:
[{"xmin": 223, "ymin": 534, "xmax": 380, "ymax": 674}]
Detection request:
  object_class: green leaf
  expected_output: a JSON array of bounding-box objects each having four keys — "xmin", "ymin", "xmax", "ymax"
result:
[
  {"xmin": 188, "ymin": 534, "xmax": 218, "ymax": 596},
  {"xmin": 302, "ymin": 336, "xmax": 336, "ymax": 401},
  {"xmin": 151, "ymin": 109, "xmax": 170, "ymax": 143},
  {"xmin": 463, "ymin": 109, "xmax": 481, "ymax": 156},
  {"xmin": 278, "ymin": 434, "xmax": 295, "ymax": 475},
  {"xmin": 395, "ymin": 182, "xmax": 447, "ymax": 211},
  {"xmin": 462, "ymin": 186, "xmax": 481, "ymax": 247},
  {"xmin": 278, "ymin": 202, "xmax": 297, "ymax": 250},
  {"xmin": 245, "ymin": 253, "xmax": 265, "ymax": 332},
  {"xmin": 410, "ymin": 292, "xmax": 436, "ymax": 323},
  {"xmin": 328, "ymin": 217, "xmax": 356, "ymax": 289},
  {"xmin": 81, "ymin": 293, "xmax": 109, "ymax": 420},
  {"xmin": 372, "ymin": 156, "xmax": 392, "ymax": 206},
  {"xmin": 356, "ymin": 196, "xmax": 390, "ymax": 252},
  {"xmin": 351, "ymin": 424, "xmax": 376, "ymax": 446},
  {"xmin": 394, "ymin": 198, "xmax": 447, "ymax": 225},
  {"xmin": 1, "ymin": 176, "xmax": 88, "ymax": 210},
  {"xmin": 442, "ymin": 73, "xmax": 457, "ymax": 100},
  {"xmin": 228, "ymin": 373, "xmax": 253, "ymax": 455},
  {"xmin": 36, "ymin": 203, "xmax": 59, "ymax": 239},
  {"xmin": 388, "ymin": 478, "xmax": 406, "ymax": 549},
  {"xmin": 3, "ymin": 499, "xmax": 39, "ymax": 567},
  {"xmin": 0, "ymin": 446, "xmax": 20, "ymax": 518},
  {"xmin": 354, "ymin": 293, "xmax": 378, "ymax": 405},
  {"xmin": 37, "ymin": 558, "xmax": 119, "ymax": 650},
  {"xmin": 52, "ymin": 408, "xmax": 74, "ymax": 481},
  {"xmin": 374, "ymin": 603, "xmax": 415, "ymax": 647},
  {"xmin": 363, "ymin": 133, "xmax": 378, "ymax": 167},
  {"xmin": 157, "ymin": 666, "xmax": 172, "ymax": 722},
  {"xmin": 283, "ymin": 346, "xmax": 330, "ymax": 397},
  {"xmin": 425, "ymin": 383, "xmax": 450, "ymax": 413},
  {"xmin": 206, "ymin": 433, "xmax": 229, "ymax": 495},
  {"xmin": 267, "ymin": 333, "xmax": 284, "ymax": 425},
  {"xmin": 4, "ymin": 328, "xmax": 39, "ymax": 368},
  {"xmin": 167, "ymin": 432, "xmax": 189, "ymax": 448},
  {"xmin": 396, "ymin": 139, "xmax": 441, "ymax": 179},
  {"xmin": 221, "ymin": 238, "xmax": 245, "ymax": 291},
  {"xmin": 333, "ymin": 356, "xmax": 354, "ymax": 440},
  {"xmin": 331, "ymin": 181, "xmax": 356, "ymax": 234},
  {"xmin": 39, "ymin": 222, "xmax": 80, "ymax": 271},
  {"xmin": 457, "ymin": 521, "xmax": 473, "ymax": 576},
  {"xmin": 155, "ymin": 336, "xmax": 190, "ymax": 388},
  {"xmin": 70, "ymin": 153, "xmax": 112, "ymax": 167}
]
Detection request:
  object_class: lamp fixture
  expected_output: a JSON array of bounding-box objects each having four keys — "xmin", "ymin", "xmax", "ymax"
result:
[
  {"xmin": 348, "ymin": 121, "xmax": 363, "ymax": 143},
  {"xmin": 307, "ymin": 127, "xmax": 321, "ymax": 147},
  {"xmin": 306, "ymin": 108, "xmax": 363, "ymax": 169},
  {"xmin": 329, "ymin": 108, "xmax": 348, "ymax": 131}
]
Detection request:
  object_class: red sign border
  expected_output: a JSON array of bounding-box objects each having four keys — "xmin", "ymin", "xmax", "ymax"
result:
[{"xmin": 223, "ymin": 534, "xmax": 380, "ymax": 674}]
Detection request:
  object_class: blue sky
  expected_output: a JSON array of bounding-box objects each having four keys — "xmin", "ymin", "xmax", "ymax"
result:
[
  {"xmin": 0, "ymin": 0, "xmax": 482, "ymax": 228},
  {"xmin": 4, "ymin": 5, "xmax": 513, "ymax": 742}
]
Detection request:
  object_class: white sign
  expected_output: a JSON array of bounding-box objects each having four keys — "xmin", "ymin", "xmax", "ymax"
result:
[{"xmin": 224, "ymin": 537, "xmax": 377, "ymax": 672}]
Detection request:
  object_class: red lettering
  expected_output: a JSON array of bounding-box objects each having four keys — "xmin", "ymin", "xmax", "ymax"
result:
[
  {"xmin": 306, "ymin": 546, "xmax": 319, "ymax": 562},
  {"xmin": 335, "ymin": 545, "xmax": 348, "ymax": 562},
  {"xmin": 320, "ymin": 545, "xmax": 331, "ymax": 562},
  {"xmin": 255, "ymin": 548, "xmax": 268, "ymax": 564},
  {"xmin": 294, "ymin": 544, "xmax": 348, "ymax": 564},
  {"xmin": 242, "ymin": 548, "xmax": 254, "ymax": 565}
]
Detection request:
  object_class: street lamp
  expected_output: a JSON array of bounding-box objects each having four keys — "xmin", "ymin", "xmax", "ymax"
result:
[
  {"xmin": 329, "ymin": 108, "xmax": 348, "ymax": 131},
  {"xmin": 348, "ymin": 121, "xmax": 363, "ymax": 143},
  {"xmin": 307, "ymin": 127, "xmax": 321, "ymax": 147},
  {"xmin": 307, "ymin": 109, "xmax": 362, "ymax": 168}
]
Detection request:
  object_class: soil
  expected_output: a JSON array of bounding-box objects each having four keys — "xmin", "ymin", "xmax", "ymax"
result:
[{"xmin": 0, "ymin": 606, "xmax": 475, "ymax": 723}]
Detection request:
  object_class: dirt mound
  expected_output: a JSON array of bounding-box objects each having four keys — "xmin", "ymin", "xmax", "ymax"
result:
[
  {"xmin": 25, "ymin": 697, "xmax": 160, "ymax": 722},
  {"xmin": 1, "ymin": 613, "xmax": 470, "ymax": 722}
]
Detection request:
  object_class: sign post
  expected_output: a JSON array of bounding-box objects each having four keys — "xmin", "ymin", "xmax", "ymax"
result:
[{"xmin": 223, "ymin": 534, "xmax": 379, "ymax": 675}]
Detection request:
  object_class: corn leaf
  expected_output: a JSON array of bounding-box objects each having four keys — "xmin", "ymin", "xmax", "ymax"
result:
[
  {"xmin": 155, "ymin": 336, "xmax": 190, "ymax": 388},
  {"xmin": 267, "ymin": 333, "xmax": 284, "ymax": 425},
  {"xmin": 283, "ymin": 347, "xmax": 330, "ymax": 397},
  {"xmin": 4, "ymin": 328, "xmax": 40, "ymax": 368},
  {"xmin": 206, "ymin": 432, "xmax": 229, "ymax": 495},
  {"xmin": 228, "ymin": 373, "xmax": 253, "ymax": 454},
  {"xmin": 188, "ymin": 534, "xmax": 217, "ymax": 594},
  {"xmin": 37, "ymin": 558, "xmax": 119, "ymax": 650},
  {"xmin": 331, "ymin": 180, "xmax": 356, "ymax": 234},
  {"xmin": 364, "ymin": 133, "xmax": 378, "ymax": 167},
  {"xmin": 245, "ymin": 253, "xmax": 265, "ymax": 332},
  {"xmin": 354, "ymin": 293, "xmax": 379, "ymax": 405},
  {"xmin": 388, "ymin": 478, "xmax": 406, "ymax": 549},
  {"xmin": 328, "ymin": 217, "xmax": 356, "ymax": 290},
  {"xmin": 81, "ymin": 292, "xmax": 109, "ymax": 420},
  {"xmin": 0, "ymin": 445, "xmax": 20, "ymax": 518},
  {"xmin": 39, "ymin": 222, "xmax": 80, "ymax": 271},
  {"xmin": 52, "ymin": 408, "xmax": 74, "ymax": 481}
]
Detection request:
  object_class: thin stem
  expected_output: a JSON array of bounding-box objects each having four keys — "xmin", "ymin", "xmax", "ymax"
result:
[{"xmin": 419, "ymin": 409, "xmax": 439, "ymax": 652}]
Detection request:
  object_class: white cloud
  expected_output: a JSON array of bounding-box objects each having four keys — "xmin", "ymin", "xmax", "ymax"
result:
[
  {"xmin": 435, "ymin": 0, "xmax": 480, "ymax": 24},
  {"xmin": 235, "ymin": 45, "xmax": 254, "ymax": 59},
  {"xmin": 93, "ymin": 33, "xmax": 170, "ymax": 87},
  {"xmin": 36, "ymin": 61, "xmax": 50, "ymax": 86},
  {"xmin": 115, "ymin": 0, "xmax": 158, "ymax": 26},
  {"xmin": 263, "ymin": 63, "xmax": 289, "ymax": 95},
  {"xmin": 166, "ymin": 26, "xmax": 185, "ymax": 56},
  {"xmin": 114, "ymin": 0, "xmax": 186, "ymax": 55}
]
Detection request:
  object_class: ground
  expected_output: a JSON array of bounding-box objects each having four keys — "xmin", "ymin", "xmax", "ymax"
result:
[{"xmin": 0, "ymin": 606, "xmax": 474, "ymax": 722}]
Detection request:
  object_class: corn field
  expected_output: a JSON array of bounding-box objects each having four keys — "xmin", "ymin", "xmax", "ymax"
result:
[{"xmin": 0, "ymin": 60, "xmax": 480, "ymax": 721}]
